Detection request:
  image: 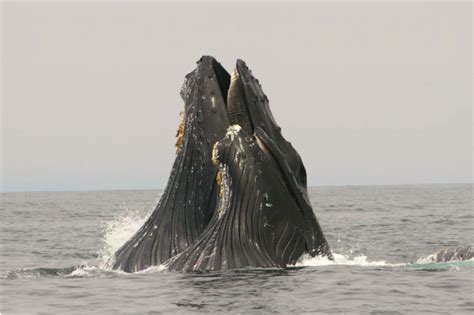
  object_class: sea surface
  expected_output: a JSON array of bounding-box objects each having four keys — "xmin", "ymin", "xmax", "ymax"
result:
[{"xmin": 1, "ymin": 184, "xmax": 473, "ymax": 314}]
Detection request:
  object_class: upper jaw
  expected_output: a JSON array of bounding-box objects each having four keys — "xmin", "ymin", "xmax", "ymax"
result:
[
  {"xmin": 180, "ymin": 56, "xmax": 231, "ymax": 140},
  {"xmin": 181, "ymin": 56, "xmax": 231, "ymax": 110},
  {"xmin": 229, "ymin": 59, "xmax": 282, "ymax": 139},
  {"xmin": 231, "ymin": 60, "xmax": 308, "ymax": 188}
]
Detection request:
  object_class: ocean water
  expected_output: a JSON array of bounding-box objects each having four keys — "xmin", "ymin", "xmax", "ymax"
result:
[{"xmin": 1, "ymin": 184, "xmax": 473, "ymax": 314}]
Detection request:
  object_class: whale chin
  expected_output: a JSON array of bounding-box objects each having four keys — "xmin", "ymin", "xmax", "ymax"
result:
[{"xmin": 109, "ymin": 56, "xmax": 332, "ymax": 273}]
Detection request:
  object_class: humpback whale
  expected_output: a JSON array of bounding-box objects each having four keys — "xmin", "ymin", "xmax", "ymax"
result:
[
  {"xmin": 431, "ymin": 245, "xmax": 473, "ymax": 263},
  {"xmin": 109, "ymin": 57, "xmax": 231, "ymax": 272},
  {"xmin": 109, "ymin": 56, "xmax": 332, "ymax": 272}
]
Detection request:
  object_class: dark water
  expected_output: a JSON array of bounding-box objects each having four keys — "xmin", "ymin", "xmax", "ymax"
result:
[{"xmin": 1, "ymin": 184, "xmax": 473, "ymax": 314}]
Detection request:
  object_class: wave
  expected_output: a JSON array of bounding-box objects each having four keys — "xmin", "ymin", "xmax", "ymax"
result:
[
  {"xmin": 5, "ymin": 208, "xmax": 465, "ymax": 280},
  {"xmin": 93, "ymin": 205, "xmax": 473, "ymax": 273},
  {"xmin": 1, "ymin": 263, "xmax": 94, "ymax": 280},
  {"xmin": 0, "ymin": 262, "xmax": 136, "ymax": 280},
  {"xmin": 296, "ymin": 252, "xmax": 474, "ymax": 271},
  {"xmin": 3, "ymin": 251, "xmax": 472, "ymax": 280},
  {"xmin": 1, "ymin": 266, "xmax": 78, "ymax": 279},
  {"xmin": 409, "ymin": 253, "xmax": 474, "ymax": 271}
]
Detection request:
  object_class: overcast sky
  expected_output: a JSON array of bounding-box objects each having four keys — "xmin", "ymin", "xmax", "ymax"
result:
[{"xmin": 2, "ymin": 2, "xmax": 472, "ymax": 192}]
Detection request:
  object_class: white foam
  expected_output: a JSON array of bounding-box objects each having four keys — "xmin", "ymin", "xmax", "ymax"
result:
[
  {"xmin": 65, "ymin": 262, "xmax": 99, "ymax": 278},
  {"xmin": 414, "ymin": 254, "xmax": 474, "ymax": 264},
  {"xmin": 415, "ymin": 254, "xmax": 436, "ymax": 264},
  {"xmin": 98, "ymin": 205, "xmax": 152, "ymax": 265},
  {"xmin": 294, "ymin": 253, "xmax": 405, "ymax": 268},
  {"xmin": 135, "ymin": 264, "xmax": 168, "ymax": 274},
  {"xmin": 225, "ymin": 124, "xmax": 242, "ymax": 140}
]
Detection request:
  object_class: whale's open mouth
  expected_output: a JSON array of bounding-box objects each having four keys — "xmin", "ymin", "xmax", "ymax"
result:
[
  {"xmin": 211, "ymin": 58, "xmax": 231, "ymax": 106},
  {"xmin": 111, "ymin": 56, "xmax": 333, "ymax": 273},
  {"xmin": 209, "ymin": 59, "xmax": 277, "ymax": 137}
]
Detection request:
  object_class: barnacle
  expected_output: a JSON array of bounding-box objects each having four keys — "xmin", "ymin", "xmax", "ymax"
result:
[
  {"xmin": 175, "ymin": 111, "xmax": 185, "ymax": 154},
  {"xmin": 215, "ymin": 170, "xmax": 224, "ymax": 198}
]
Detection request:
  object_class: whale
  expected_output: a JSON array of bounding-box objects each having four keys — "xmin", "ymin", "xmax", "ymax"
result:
[
  {"xmin": 109, "ymin": 56, "xmax": 332, "ymax": 272},
  {"xmin": 431, "ymin": 245, "xmax": 473, "ymax": 263},
  {"xmin": 109, "ymin": 57, "xmax": 231, "ymax": 272}
]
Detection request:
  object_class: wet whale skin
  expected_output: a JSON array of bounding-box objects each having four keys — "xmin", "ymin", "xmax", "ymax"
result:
[{"xmin": 110, "ymin": 56, "xmax": 332, "ymax": 272}]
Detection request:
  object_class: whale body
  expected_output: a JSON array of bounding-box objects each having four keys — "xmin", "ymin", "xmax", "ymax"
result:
[
  {"xmin": 109, "ymin": 56, "xmax": 332, "ymax": 272},
  {"xmin": 432, "ymin": 245, "xmax": 473, "ymax": 263}
]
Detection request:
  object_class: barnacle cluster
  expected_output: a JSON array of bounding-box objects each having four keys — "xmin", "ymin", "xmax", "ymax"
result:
[{"xmin": 175, "ymin": 111, "xmax": 185, "ymax": 154}]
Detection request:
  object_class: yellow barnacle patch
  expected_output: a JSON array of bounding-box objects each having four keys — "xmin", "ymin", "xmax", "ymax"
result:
[
  {"xmin": 175, "ymin": 111, "xmax": 185, "ymax": 154},
  {"xmin": 216, "ymin": 170, "xmax": 224, "ymax": 198}
]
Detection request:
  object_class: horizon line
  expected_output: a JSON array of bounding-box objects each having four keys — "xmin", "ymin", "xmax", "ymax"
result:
[{"xmin": 1, "ymin": 182, "xmax": 472, "ymax": 194}]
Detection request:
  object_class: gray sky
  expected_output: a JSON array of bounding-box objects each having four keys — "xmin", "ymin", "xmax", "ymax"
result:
[{"xmin": 2, "ymin": 2, "xmax": 472, "ymax": 192}]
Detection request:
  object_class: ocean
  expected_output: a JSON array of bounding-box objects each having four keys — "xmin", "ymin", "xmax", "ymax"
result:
[{"xmin": 1, "ymin": 184, "xmax": 473, "ymax": 314}]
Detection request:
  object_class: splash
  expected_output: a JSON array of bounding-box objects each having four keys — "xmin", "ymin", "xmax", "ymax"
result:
[
  {"xmin": 294, "ymin": 251, "xmax": 474, "ymax": 271},
  {"xmin": 3, "ymin": 252, "xmax": 472, "ymax": 280},
  {"xmin": 98, "ymin": 204, "xmax": 153, "ymax": 266},
  {"xmin": 65, "ymin": 263, "xmax": 100, "ymax": 278},
  {"xmin": 415, "ymin": 254, "xmax": 438, "ymax": 264},
  {"xmin": 295, "ymin": 253, "xmax": 405, "ymax": 268},
  {"xmin": 135, "ymin": 264, "xmax": 168, "ymax": 274}
]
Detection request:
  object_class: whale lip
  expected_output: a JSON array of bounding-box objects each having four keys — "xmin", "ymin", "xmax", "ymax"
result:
[
  {"xmin": 235, "ymin": 59, "xmax": 280, "ymax": 137},
  {"xmin": 182, "ymin": 55, "xmax": 231, "ymax": 109},
  {"xmin": 214, "ymin": 125, "xmax": 333, "ymax": 260},
  {"xmin": 180, "ymin": 56, "xmax": 231, "ymax": 143},
  {"xmin": 253, "ymin": 127, "xmax": 312, "ymax": 223},
  {"xmin": 225, "ymin": 59, "xmax": 280, "ymax": 136}
]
